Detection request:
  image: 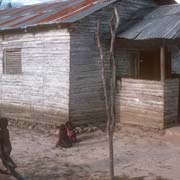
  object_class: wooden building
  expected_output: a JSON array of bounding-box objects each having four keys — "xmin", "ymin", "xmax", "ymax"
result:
[{"xmin": 0, "ymin": 0, "xmax": 178, "ymax": 129}]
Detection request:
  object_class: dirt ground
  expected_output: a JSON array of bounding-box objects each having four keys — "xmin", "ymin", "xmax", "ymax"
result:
[{"xmin": 1, "ymin": 126, "xmax": 180, "ymax": 180}]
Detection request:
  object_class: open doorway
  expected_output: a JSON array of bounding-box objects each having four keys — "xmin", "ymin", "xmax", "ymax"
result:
[{"xmin": 131, "ymin": 48, "xmax": 172, "ymax": 80}]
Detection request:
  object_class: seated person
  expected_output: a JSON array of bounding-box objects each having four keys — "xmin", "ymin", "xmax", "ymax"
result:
[
  {"xmin": 65, "ymin": 121, "xmax": 77, "ymax": 143},
  {"xmin": 56, "ymin": 124, "xmax": 72, "ymax": 148}
]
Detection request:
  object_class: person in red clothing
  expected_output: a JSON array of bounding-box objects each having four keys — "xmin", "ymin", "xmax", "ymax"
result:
[
  {"xmin": 56, "ymin": 124, "xmax": 72, "ymax": 148},
  {"xmin": 65, "ymin": 121, "xmax": 77, "ymax": 143}
]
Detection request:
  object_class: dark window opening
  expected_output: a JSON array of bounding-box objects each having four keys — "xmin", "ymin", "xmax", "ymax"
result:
[
  {"xmin": 139, "ymin": 49, "xmax": 171, "ymax": 80},
  {"xmin": 3, "ymin": 48, "xmax": 22, "ymax": 74}
]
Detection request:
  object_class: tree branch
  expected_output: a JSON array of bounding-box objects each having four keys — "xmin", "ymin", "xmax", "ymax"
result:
[{"xmin": 96, "ymin": 20, "xmax": 111, "ymax": 125}]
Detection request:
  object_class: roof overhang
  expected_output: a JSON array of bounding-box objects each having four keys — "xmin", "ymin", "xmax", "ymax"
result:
[
  {"xmin": 117, "ymin": 4, "xmax": 180, "ymax": 41},
  {"xmin": 154, "ymin": 0, "xmax": 176, "ymax": 5},
  {"xmin": 0, "ymin": 0, "xmax": 117, "ymax": 32}
]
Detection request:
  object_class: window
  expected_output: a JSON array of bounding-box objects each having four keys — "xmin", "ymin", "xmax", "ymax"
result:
[
  {"xmin": 3, "ymin": 48, "xmax": 22, "ymax": 74},
  {"xmin": 116, "ymin": 51, "xmax": 139, "ymax": 79}
]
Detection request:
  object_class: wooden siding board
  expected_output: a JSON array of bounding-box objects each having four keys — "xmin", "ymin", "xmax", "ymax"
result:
[
  {"xmin": 117, "ymin": 78, "xmax": 179, "ymax": 129},
  {"xmin": 164, "ymin": 79, "xmax": 179, "ymax": 127},
  {"xmin": 0, "ymin": 29, "xmax": 70, "ymax": 124},
  {"xmin": 70, "ymin": 21, "xmax": 107, "ymax": 125},
  {"xmin": 117, "ymin": 78, "xmax": 165, "ymax": 129}
]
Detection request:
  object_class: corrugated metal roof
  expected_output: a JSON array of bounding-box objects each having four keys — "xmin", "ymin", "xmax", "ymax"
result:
[
  {"xmin": 117, "ymin": 4, "xmax": 180, "ymax": 40},
  {"xmin": 0, "ymin": 0, "xmax": 117, "ymax": 31}
]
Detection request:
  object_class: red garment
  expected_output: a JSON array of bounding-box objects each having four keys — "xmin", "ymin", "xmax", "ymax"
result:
[{"xmin": 66, "ymin": 128, "xmax": 77, "ymax": 143}]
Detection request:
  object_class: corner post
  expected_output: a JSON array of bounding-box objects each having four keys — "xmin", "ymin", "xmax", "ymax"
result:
[{"xmin": 160, "ymin": 46, "xmax": 165, "ymax": 82}]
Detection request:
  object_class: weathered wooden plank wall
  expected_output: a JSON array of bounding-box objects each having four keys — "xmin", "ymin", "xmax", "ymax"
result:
[
  {"xmin": 164, "ymin": 79, "xmax": 179, "ymax": 127},
  {"xmin": 117, "ymin": 78, "xmax": 179, "ymax": 129},
  {"xmin": 0, "ymin": 29, "xmax": 70, "ymax": 125},
  {"xmin": 69, "ymin": 15, "xmax": 107, "ymax": 126},
  {"xmin": 69, "ymin": 0, "xmax": 156, "ymax": 125},
  {"xmin": 171, "ymin": 46, "xmax": 180, "ymax": 74},
  {"xmin": 117, "ymin": 78, "xmax": 164, "ymax": 129}
]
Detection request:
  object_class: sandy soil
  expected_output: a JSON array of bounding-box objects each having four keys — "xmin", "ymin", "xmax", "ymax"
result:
[{"xmin": 0, "ymin": 126, "xmax": 180, "ymax": 180}]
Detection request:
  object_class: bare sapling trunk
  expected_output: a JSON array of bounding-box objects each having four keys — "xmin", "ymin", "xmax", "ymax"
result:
[
  {"xmin": 96, "ymin": 7, "xmax": 120, "ymax": 180},
  {"xmin": 96, "ymin": 20, "xmax": 111, "ymax": 126}
]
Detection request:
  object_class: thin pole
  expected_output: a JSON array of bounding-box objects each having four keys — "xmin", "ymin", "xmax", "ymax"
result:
[{"xmin": 160, "ymin": 47, "xmax": 165, "ymax": 82}]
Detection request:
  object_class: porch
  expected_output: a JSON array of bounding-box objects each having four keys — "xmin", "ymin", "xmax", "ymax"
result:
[
  {"xmin": 115, "ymin": 43, "xmax": 180, "ymax": 129},
  {"xmin": 115, "ymin": 4, "xmax": 180, "ymax": 129}
]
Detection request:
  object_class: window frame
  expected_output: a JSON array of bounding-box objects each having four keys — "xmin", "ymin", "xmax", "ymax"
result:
[{"xmin": 3, "ymin": 48, "xmax": 22, "ymax": 75}]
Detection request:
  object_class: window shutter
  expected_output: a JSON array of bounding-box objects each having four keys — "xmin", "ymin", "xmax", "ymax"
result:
[{"xmin": 3, "ymin": 49, "xmax": 22, "ymax": 74}]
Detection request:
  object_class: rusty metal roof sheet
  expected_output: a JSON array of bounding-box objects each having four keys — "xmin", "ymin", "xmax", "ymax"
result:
[
  {"xmin": 117, "ymin": 4, "xmax": 180, "ymax": 40},
  {"xmin": 0, "ymin": 0, "xmax": 117, "ymax": 31}
]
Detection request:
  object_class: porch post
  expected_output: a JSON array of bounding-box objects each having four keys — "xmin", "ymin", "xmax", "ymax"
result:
[{"xmin": 160, "ymin": 47, "xmax": 165, "ymax": 82}]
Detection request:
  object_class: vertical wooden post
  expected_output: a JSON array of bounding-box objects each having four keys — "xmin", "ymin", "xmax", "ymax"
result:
[{"xmin": 160, "ymin": 47, "xmax": 165, "ymax": 82}]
